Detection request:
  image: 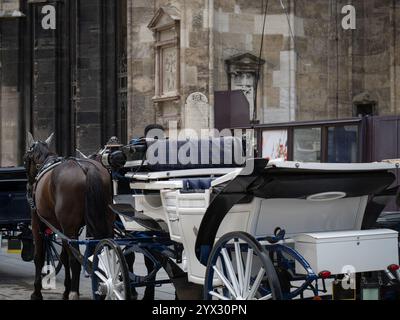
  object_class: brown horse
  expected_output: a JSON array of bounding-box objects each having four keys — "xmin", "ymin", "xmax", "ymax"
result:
[{"xmin": 24, "ymin": 133, "xmax": 114, "ymax": 300}]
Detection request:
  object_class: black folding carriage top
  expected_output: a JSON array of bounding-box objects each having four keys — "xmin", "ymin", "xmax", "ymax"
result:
[{"xmin": 195, "ymin": 158, "xmax": 396, "ymax": 265}]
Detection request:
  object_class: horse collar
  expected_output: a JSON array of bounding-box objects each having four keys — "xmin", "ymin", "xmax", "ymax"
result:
[{"xmin": 35, "ymin": 156, "xmax": 64, "ymax": 183}]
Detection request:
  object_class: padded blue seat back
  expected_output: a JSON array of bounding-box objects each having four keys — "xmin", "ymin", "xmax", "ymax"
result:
[{"xmin": 145, "ymin": 137, "xmax": 246, "ymax": 171}]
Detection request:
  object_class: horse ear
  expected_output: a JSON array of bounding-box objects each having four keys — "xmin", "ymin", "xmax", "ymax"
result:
[
  {"xmin": 26, "ymin": 132, "xmax": 35, "ymax": 150},
  {"xmin": 45, "ymin": 132, "xmax": 55, "ymax": 146}
]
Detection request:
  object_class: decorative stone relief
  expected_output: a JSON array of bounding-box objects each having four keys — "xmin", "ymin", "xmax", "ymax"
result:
[
  {"xmin": 162, "ymin": 46, "xmax": 177, "ymax": 95},
  {"xmin": 148, "ymin": 6, "xmax": 180, "ymax": 102}
]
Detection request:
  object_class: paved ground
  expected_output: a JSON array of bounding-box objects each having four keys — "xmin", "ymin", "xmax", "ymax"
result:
[
  {"xmin": 1, "ymin": 238, "xmax": 336, "ymax": 301},
  {"xmin": 0, "ymin": 240, "xmax": 175, "ymax": 300}
]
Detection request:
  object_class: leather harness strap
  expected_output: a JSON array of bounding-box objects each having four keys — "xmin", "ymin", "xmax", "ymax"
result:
[{"xmin": 27, "ymin": 157, "xmax": 95, "ymax": 210}]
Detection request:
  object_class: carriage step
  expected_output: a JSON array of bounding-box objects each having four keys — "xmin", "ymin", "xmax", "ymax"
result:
[
  {"xmin": 109, "ymin": 204, "xmax": 164, "ymax": 232},
  {"xmin": 109, "ymin": 204, "xmax": 136, "ymax": 218}
]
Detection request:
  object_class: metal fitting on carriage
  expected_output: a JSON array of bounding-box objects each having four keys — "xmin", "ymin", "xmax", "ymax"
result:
[
  {"xmin": 100, "ymin": 137, "xmax": 127, "ymax": 169},
  {"xmin": 384, "ymin": 269, "xmax": 396, "ymax": 282},
  {"xmin": 101, "ymin": 150, "xmax": 127, "ymax": 170},
  {"xmin": 387, "ymin": 264, "xmax": 400, "ymax": 281},
  {"xmin": 318, "ymin": 270, "xmax": 331, "ymax": 279}
]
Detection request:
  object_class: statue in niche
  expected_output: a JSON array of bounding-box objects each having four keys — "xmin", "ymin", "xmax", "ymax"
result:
[
  {"xmin": 226, "ymin": 53, "xmax": 266, "ymax": 121},
  {"xmin": 232, "ymin": 72, "xmax": 255, "ymax": 117},
  {"xmin": 163, "ymin": 48, "xmax": 177, "ymax": 94}
]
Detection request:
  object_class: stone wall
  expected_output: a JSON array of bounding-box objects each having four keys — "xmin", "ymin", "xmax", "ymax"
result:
[
  {"xmin": 296, "ymin": 0, "xmax": 400, "ymax": 120},
  {"xmin": 0, "ymin": 0, "xmax": 123, "ymax": 161},
  {"xmin": 31, "ymin": 4, "xmax": 57, "ymax": 144},
  {"xmin": 76, "ymin": 0, "xmax": 108, "ymax": 154},
  {"xmin": 0, "ymin": 0, "xmax": 22, "ymax": 166},
  {"xmin": 0, "ymin": 0, "xmax": 19, "ymax": 11},
  {"xmin": 127, "ymin": 0, "xmax": 212, "ymax": 138},
  {"xmin": 213, "ymin": 0, "xmax": 301, "ymax": 123},
  {"xmin": 1, "ymin": 0, "xmax": 399, "ymax": 164},
  {"xmin": 358, "ymin": 0, "xmax": 399, "ymax": 116},
  {"xmin": 127, "ymin": 0, "xmax": 156, "ymax": 138},
  {"xmin": 127, "ymin": 0, "xmax": 400, "ymax": 136}
]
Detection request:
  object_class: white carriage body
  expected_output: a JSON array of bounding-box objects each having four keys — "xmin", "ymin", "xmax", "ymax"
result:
[{"xmin": 119, "ymin": 160, "xmax": 400, "ymax": 284}]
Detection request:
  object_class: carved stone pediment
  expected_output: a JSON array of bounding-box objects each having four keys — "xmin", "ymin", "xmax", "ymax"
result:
[
  {"xmin": 148, "ymin": 6, "xmax": 180, "ymax": 31},
  {"xmin": 352, "ymin": 91, "xmax": 377, "ymax": 105},
  {"xmin": 226, "ymin": 53, "xmax": 267, "ymax": 74}
]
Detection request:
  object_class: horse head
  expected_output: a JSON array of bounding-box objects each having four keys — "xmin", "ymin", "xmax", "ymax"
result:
[{"xmin": 23, "ymin": 132, "xmax": 55, "ymax": 185}]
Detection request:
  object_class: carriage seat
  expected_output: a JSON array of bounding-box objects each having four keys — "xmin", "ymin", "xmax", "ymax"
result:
[{"xmin": 127, "ymin": 136, "xmax": 247, "ymax": 172}]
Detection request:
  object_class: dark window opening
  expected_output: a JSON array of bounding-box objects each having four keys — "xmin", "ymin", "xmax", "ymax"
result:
[{"xmin": 354, "ymin": 104, "xmax": 376, "ymax": 117}]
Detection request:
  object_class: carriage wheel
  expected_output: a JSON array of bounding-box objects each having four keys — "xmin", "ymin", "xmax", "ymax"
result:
[
  {"xmin": 91, "ymin": 239, "xmax": 131, "ymax": 300},
  {"xmin": 204, "ymin": 232, "xmax": 282, "ymax": 300}
]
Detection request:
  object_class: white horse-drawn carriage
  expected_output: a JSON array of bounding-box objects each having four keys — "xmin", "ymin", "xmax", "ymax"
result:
[{"xmin": 85, "ymin": 136, "xmax": 400, "ymax": 300}]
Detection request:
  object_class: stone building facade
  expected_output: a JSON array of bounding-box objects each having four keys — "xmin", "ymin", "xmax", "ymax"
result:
[
  {"xmin": 0, "ymin": 0, "xmax": 22, "ymax": 166},
  {"xmin": 0, "ymin": 0, "xmax": 127, "ymax": 166},
  {"xmin": 0, "ymin": 0, "xmax": 400, "ymax": 165},
  {"xmin": 127, "ymin": 0, "xmax": 400, "ymax": 137}
]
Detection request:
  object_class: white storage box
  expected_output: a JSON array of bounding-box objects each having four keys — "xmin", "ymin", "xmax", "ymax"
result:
[{"xmin": 294, "ymin": 229, "xmax": 399, "ymax": 275}]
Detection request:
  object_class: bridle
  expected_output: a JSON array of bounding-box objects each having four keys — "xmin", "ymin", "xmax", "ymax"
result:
[
  {"xmin": 24, "ymin": 141, "xmax": 60, "ymax": 210},
  {"xmin": 24, "ymin": 141, "xmax": 55, "ymax": 184},
  {"xmin": 24, "ymin": 142, "xmax": 38, "ymax": 184}
]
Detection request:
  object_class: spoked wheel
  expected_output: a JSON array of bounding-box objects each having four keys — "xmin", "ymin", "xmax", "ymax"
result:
[
  {"xmin": 204, "ymin": 232, "xmax": 282, "ymax": 300},
  {"xmin": 91, "ymin": 239, "xmax": 132, "ymax": 300}
]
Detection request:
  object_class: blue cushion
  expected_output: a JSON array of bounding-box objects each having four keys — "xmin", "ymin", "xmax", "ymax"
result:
[{"xmin": 182, "ymin": 178, "xmax": 214, "ymax": 191}]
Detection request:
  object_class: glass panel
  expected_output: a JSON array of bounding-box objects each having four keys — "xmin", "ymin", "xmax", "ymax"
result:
[
  {"xmin": 328, "ymin": 126, "xmax": 359, "ymax": 163},
  {"xmin": 293, "ymin": 128, "xmax": 321, "ymax": 162},
  {"xmin": 262, "ymin": 130, "xmax": 288, "ymax": 160}
]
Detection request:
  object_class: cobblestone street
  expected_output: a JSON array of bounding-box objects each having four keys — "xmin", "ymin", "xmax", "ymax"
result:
[{"xmin": 0, "ymin": 243, "xmax": 175, "ymax": 300}]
